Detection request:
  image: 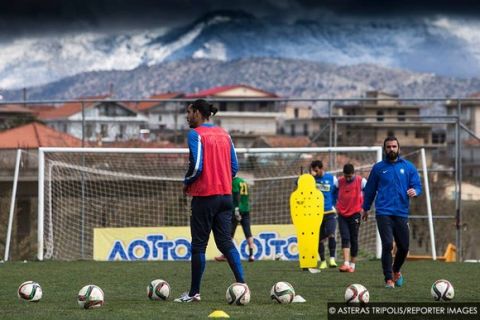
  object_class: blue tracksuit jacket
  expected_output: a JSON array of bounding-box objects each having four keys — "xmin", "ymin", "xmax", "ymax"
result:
[{"xmin": 362, "ymin": 157, "xmax": 422, "ymax": 217}]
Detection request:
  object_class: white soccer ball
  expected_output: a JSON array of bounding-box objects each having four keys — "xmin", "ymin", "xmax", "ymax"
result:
[
  {"xmin": 345, "ymin": 284, "xmax": 369, "ymax": 304},
  {"xmin": 17, "ymin": 281, "xmax": 42, "ymax": 302},
  {"xmin": 226, "ymin": 283, "xmax": 250, "ymax": 305},
  {"xmin": 147, "ymin": 279, "xmax": 171, "ymax": 300},
  {"xmin": 431, "ymin": 279, "xmax": 454, "ymax": 301},
  {"xmin": 271, "ymin": 281, "xmax": 295, "ymax": 304},
  {"xmin": 77, "ymin": 285, "xmax": 105, "ymax": 309}
]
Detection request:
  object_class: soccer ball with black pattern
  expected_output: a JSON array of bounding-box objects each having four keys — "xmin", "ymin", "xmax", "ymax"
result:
[
  {"xmin": 147, "ymin": 279, "xmax": 171, "ymax": 300},
  {"xmin": 431, "ymin": 279, "xmax": 454, "ymax": 301},
  {"xmin": 271, "ymin": 281, "xmax": 295, "ymax": 304},
  {"xmin": 17, "ymin": 281, "xmax": 42, "ymax": 302},
  {"xmin": 344, "ymin": 284, "xmax": 369, "ymax": 304},
  {"xmin": 77, "ymin": 284, "xmax": 104, "ymax": 309},
  {"xmin": 226, "ymin": 283, "xmax": 250, "ymax": 305}
]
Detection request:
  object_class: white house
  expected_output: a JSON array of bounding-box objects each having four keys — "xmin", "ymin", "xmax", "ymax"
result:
[
  {"xmin": 36, "ymin": 97, "xmax": 148, "ymax": 142},
  {"xmin": 185, "ymin": 84, "xmax": 285, "ymax": 137},
  {"xmin": 134, "ymin": 92, "xmax": 186, "ymax": 132}
]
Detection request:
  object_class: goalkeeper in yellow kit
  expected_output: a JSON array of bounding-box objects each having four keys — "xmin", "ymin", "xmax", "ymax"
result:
[{"xmin": 216, "ymin": 176, "xmax": 255, "ymax": 262}]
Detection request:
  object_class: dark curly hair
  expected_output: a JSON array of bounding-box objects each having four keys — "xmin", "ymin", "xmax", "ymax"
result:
[{"xmin": 189, "ymin": 99, "xmax": 218, "ymax": 119}]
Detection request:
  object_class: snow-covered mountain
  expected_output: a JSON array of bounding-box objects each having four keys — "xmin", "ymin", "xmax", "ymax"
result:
[
  {"xmin": 3, "ymin": 57, "xmax": 480, "ymax": 115},
  {"xmin": 2, "ymin": 10, "xmax": 480, "ymax": 90}
]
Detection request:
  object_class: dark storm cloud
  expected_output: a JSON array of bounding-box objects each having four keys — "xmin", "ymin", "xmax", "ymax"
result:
[
  {"xmin": 0, "ymin": 0, "xmax": 194, "ymax": 36},
  {"xmin": 296, "ymin": 0, "xmax": 480, "ymax": 16},
  {"xmin": 1, "ymin": 0, "xmax": 479, "ymax": 37}
]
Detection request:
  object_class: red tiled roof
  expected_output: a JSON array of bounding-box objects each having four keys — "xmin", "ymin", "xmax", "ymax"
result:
[
  {"xmin": 134, "ymin": 92, "xmax": 184, "ymax": 111},
  {"xmin": 0, "ymin": 122, "xmax": 83, "ymax": 149},
  {"xmin": 36, "ymin": 94, "xmax": 114, "ymax": 119},
  {"xmin": 27, "ymin": 105, "xmax": 57, "ymax": 116},
  {"xmin": 186, "ymin": 84, "xmax": 278, "ymax": 98},
  {"xmin": 0, "ymin": 104, "xmax": 34, "ymax": 114},
  {"xmin": 37, "ymin": 99, "xmax": 136, "ymax": 120},
  {"xmin": 464, "ymin": 138, "xmax": 480, "ymax": 146},
  {"xmin": 37, "ymin": 102, "xmax": 85, "ymax": 120}
]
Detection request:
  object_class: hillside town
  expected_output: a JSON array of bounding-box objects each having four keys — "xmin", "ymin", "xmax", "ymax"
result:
[{"xmin": 1, "ymin": 84, "xmax": 480, "ymax": 260}]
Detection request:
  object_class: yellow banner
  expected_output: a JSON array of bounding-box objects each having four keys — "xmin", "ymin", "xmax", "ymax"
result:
[{"xmin": 93, "ymin": 224, "xmax": 298, "ymax": 261}]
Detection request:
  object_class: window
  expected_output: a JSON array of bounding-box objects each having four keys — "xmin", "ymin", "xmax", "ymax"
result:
[
  {"xmin": 86, "ymin": 124, "xmax": 93, "ymax": 138},
  {"xmin": 404, "ymin": 130, "xmax": 409, "ymax": 137},
  {"xmin": 101, "ymin": 124, "xmax": 108, "ymax": 138},
  {"xmin": 158, "ymin": 115, "xmax": 162, "ymax": 122},
  {"xmin": 119, "ymin": 124, "xmax": 126, "ymax": 139},
  {"xmin": 398, "ymin": 111, "xmax": 406, "ymax": 121},
  {"xmin": 239, "ymin": 102, "xmax": 244, "ymax": 112},
  {"xmin": 376, "ymin": 110, "xmax": 384, "ymax": 122},
  {"xmin": 387, "ymin": 130, "xmax": 395, "ymax": 137},
  {"xmin": 294, "ymin": 108, "xmax": 299, "ymax": 119},
  {"xmin": 346, "ymin": 109, "xmax": 357, "ymax": 121},
  {"xmin": 99, "ymin": 105, "xmax": 110, "ymax": 116},
  {"xmin": 219, "ymin": 102, "xmax": 227, "ymax": 111},
  {"xmin": 62, "ymin": 123, "xmax": 68, "ymax": 132},
  {"xmin": 290, "ymin": 124, "xmax": 295, "ymax": 136},
  {"xmin": 303, "ymin": 123, "xmax": 309, "ymax": 136},
  {"xmin": 98, "ymin": 103, "xmax": 133, "ymax": 117},
  {"xmin": 432, "ymin": 132, "xmax": 446, "ymax": 144}
]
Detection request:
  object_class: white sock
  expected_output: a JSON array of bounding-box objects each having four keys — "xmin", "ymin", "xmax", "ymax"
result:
[
  {"xmin": 350, "ymin": 263, "xmax": 356, "ymax": 269},
  {"xmin": 343, "ymin": 261, "xmax": 350, "ymax": 266}
]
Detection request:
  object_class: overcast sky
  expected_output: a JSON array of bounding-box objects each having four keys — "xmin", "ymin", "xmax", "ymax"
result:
[{"xmin": 2, "ymin": 0, "xmax": 480, "ymax": 37}]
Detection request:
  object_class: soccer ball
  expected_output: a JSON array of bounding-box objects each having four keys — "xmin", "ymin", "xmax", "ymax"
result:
[
  {"xmin": 147, "ymin": 279, "xmax": 171, "ymax": 300},
  {"xmin": 77, "ymin": 285, "xmax": 105, "ymax": 309},
  {"xmin": 345, "ymin": 284, "xmax": 369, "ymax": 304},
  {"xmin": 17, "ymin": 281, "xmax": 42, "ymax": 302},
  {"xmin": 271, "ymin": 281, "xmax": 295, "ymax": 304},
  {"xmin": 431, "ymin": 279, "xmax": 454, "ymax": 301},
  {"xmin": 226, "ymin": 283, "xmax": 250, "ymax": 305}
]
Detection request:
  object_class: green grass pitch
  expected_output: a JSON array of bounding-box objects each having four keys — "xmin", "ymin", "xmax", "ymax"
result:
[{"xmin": 1, "ymin": 260, "xmax": 479, "ymax": 319}]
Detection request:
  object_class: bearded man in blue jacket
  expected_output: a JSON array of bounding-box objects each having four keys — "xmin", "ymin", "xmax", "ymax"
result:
[{"xmin": 361, "ymin": 136, "xmax": 422, "ymax": 289}]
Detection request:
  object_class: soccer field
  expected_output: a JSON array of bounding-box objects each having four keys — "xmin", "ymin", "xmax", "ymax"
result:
[{"xmin": 1, "ymin": 260, "xmax": 479, "ymax": 319}]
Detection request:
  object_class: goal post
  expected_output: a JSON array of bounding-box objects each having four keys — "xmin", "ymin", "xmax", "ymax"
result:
[
  {"xmin": 4, "ymin": 149, "xmax": 23, "ymax": 262},
  {"xmin": 37, "ymin": 146, "xmax": 384, "ymax": 261}
]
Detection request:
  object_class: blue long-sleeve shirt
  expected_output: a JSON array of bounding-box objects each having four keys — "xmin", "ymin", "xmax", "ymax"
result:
[{"xmin": 362, "ymin": 157, "xmax": 422, "ymax": 217}]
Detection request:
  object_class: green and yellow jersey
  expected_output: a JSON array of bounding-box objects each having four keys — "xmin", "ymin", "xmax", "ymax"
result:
[{"xmin": 232, "ymin": 177, "xmax": 250, "ymax": 213}]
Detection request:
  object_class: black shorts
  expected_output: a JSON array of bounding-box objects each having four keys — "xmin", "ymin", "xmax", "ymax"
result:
[
  {"xmin": 338, "ymin": 213, "xmax": 361, "ymax": 246},
  {"xmin": 320, "ymin": 213, "xmax": 337, "ymax": 240}
]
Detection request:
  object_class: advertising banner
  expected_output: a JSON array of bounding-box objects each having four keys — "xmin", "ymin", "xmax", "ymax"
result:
[{"xmin": 93, "ymin": 224, "xmax": 298, "ymax": 261}]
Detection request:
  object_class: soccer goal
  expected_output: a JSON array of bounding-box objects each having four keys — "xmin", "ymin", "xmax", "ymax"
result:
[{"xmin": 37, "ymin": 146, "xmax": 385, "ymax": 261}]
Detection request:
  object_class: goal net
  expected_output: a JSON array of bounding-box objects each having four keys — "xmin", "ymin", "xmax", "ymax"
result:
[{"xmin": 38, "ymin": 147, "xmax": 383, "ymax": 261}]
